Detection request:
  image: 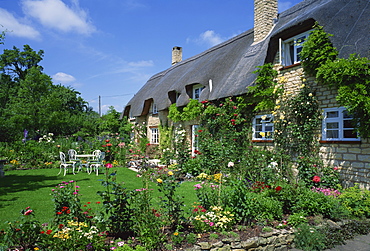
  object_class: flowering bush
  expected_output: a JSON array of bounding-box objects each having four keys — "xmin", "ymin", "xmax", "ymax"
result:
[
  {"xmin": 51, "ymin": 180, "xmax": 88, "ymax": 223},
  {"xmin": 312, "ymin": 187, "xmax": 341, "ymax": 197},
  {"xmin": 191, "ymin": 204, "xmax": 235, "ymax": 232}
]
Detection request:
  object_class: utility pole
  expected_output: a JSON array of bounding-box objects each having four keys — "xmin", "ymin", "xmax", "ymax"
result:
[{"xmin": 99, "ymin": 95, "xmax": 101, "ymax": 117}]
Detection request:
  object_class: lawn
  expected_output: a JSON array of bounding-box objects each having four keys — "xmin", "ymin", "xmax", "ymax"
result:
[{"xmin": 0, "ymin": 167, "xmax": 198, "ymax": 229}]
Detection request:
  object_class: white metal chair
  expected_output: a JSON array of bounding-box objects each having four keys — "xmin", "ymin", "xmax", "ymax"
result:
[
  {"xmin": 58, "ymin": 152, "xmax": 76, "ymax": 176},
  {"xmin": 89, "ymin": 151, "xmax": 105, "ymax": 176}
]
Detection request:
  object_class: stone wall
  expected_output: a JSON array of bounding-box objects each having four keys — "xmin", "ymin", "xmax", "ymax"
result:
[
  {"xmin": 276, "ymin": 64, "xmax": 370, "ymax": 189},
  {"xmin": 184, "ymin": 229, "xmax": 294, "ymax": 251}
]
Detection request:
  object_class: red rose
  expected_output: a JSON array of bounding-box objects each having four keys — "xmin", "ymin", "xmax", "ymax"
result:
[
  {"xmin": 275, "ymin": 186, "xmax": 282, "ymax": 192},
  {"xmin": 46, "ymin": 230, "xmax": 52, "ymax": 235},
  {"xmin": 105, "ymin": 139, "xmax": 110, "ymax": 143},
  {"xmin": 312, "ymin": 176, "xmax": 321, "ymax": 183}
]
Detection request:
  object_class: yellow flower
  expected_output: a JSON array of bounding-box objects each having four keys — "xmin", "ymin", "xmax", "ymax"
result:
[
  {"xmin": 259, "ymin": 132, "xmax": 266, "ymax": 137},
  {"xmin": 308, "ymin": 93, "xmax": 313, "ymax": 96},
  {"xmin": 156, "ymin": 178, "xmax": 163, "ymax": 183},
  {"xmin": 168, "ymin": 171, "xmax": 174, "ymax": 176},
  {"xmin": 174, "ymin": 232, "xmax": 179, "ymax": 236},
  {"xmin": 34, "ymin": 248, "xmax": 40, "ymax": 250}
]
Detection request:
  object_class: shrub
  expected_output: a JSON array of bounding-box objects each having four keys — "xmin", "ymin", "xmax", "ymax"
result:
[
  {"xmin": 294, "ymin": 223, "xmax": 326, "ymax": 251},
  {"xmin": 338, "ymin": 185, "xmax": 370, "ymax": 218}
]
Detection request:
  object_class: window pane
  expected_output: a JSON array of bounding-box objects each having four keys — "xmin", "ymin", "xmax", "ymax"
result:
[
  {"xmin": 265, "ymin": 125, "xmax": 273, "ymax": 132},
  {"xmin": 327, "ymin": 122, "xmax": 338, "ymax": 129},
  {"xmin": 343, "ymin": 120, "xmax": 355, "ymax": 128},
  {"xmin": 327, "ymin": 130, "xmax": 339, "ymax": 138},
  {"xmin": 344, "ymin": 130, "xmax": 357, "ymax": 138},
  {"xmin": 255, "ymin": 132, "xmax": 262, "ymax": 138},
  {"xmin": 343, "ymin": 110, "xmax": 353, "ymax": 119},
  {"xmin": 256, "ymin": 125, "xmax": 262, "ymax": 131},
  {"xmin": 327, "ymin": 111, "xmax": 339, "ymax": 118},
  {"xmin": 256, "ymin": 118, "xmax": 262, "ymax": 124}
]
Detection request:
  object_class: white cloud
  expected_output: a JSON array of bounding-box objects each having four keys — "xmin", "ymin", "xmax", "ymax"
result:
[
  {"xmin": 128, "ymin": 60, "xmax": 154, "ymax": 67},
  {"xmin": 188, "ymin": 30, "xmax": 225, "ymax": 47},
  {"xmin": 22, "ymin": 0, "xmax": 96, "ymax": 35},
  {"xmin": 52, "ymin": 72, "xmax": 76, "ymax": 84},
  {"xmin": 0, "ymin": 8, "xmax": 40, "ymax": 39}
]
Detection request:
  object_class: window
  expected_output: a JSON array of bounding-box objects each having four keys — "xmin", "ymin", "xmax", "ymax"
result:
[
  {"xmin": 193, "ymin": 84, "xmax": 204, "ymax": 100},
  {"xmin": 191, "ymin": 125, "xmax": 200, "ymax": 156},
  {"xmin": 280, "ymin": 31, "xmax": 310, "ymax": 66},
  {"xmin": 322, "ymin": 107, "xmax": 359, "ymax": 141},
  {"xmin": 150, "ymin": 128, "xmax": 159, "ymax": 144},
  {"xmin": 152, "ymin": 103, "xmax": 158, "ymax": 114},
  {"xmin": 252, "ymin": 114, "xmax": 274, "ymax": 140}
]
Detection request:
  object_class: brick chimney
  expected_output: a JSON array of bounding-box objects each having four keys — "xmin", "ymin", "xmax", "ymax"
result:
[
  {"xmin": 254, "ymin": 0, "xmax": 278, "ymax": 43},
  {"xmin": 172, "ymin": 46, "xmax": 182, "ymax": 65}
]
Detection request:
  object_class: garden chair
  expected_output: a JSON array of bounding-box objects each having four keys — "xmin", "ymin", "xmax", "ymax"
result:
[
  {"xmin": 68, "ymin": 149, "xmax": 89, "ymax": 173},
  {"xmin": 89, "ymin": 151, "xmax": 105, "ymax": 176},
  {"xmin": 58, "ymin": 152, "xmax": 76, "ymax": 176}
]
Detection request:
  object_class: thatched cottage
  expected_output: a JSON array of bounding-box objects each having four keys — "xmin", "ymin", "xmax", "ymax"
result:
[{"xmin": 122, "ymin": 0, "xmax": 370, "ymax": 188}]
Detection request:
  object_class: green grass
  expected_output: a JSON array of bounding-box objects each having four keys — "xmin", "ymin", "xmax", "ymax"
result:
[{"xmin": 0, "ymin": 167, "xmax": 198, "ymax": 229}]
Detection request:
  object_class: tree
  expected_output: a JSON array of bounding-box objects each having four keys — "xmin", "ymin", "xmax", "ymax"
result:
[{"xmin": 0, "ymin": 45, "xmax": 93, "ymax": 141}]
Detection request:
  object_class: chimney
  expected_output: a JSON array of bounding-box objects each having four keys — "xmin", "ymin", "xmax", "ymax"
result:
[
  {"xmin": 172, "ymin": 46, "xmax": 182, "ymax": 65},
  {"xmin": 254, "ymin": 0, "xmax": 278, "ymax": 43}
]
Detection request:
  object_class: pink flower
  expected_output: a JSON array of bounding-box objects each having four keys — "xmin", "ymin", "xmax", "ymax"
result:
[
  {"xmin": 105, "ymin": 163, "xmax": 113, "ymax": 168},
  {"xmin": 209, "ymin": 222, "xmax": 214, "ymax": 227},
  {"xmin": 312, "ymin": 176, "xmax": 321, "ymax": 183},
  {"xmin": 194, "ymin": 184, "xmax": 202, "ymax": 190},
  {"xmin": 333, "ymin": 166, "xmax": 339, "ymax": 171},
  {"xmin": 24, "ymin": 209, "xmax": 33, "ymax": 215}
]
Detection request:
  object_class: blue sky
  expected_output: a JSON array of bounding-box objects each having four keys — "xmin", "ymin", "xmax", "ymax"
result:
[{"xmin": 0, "ymin": 0, "xmax": 303, "ymax": 115}]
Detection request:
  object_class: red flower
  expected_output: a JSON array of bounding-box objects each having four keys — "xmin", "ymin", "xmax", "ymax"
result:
[
  {"xmin": 56, "ymin": 212, "xmax": 62, "ymax": 215},
  {"xmin": 105, "ymin": 139, "xmax": 110, "ymax": 143},
  {"xmin": 146, "ymin": 143, "xmax": 150, "ymax": 146},
  {"xmin": 275, "ymin": 186, "xmax": 282, "ymax": 192},
  {"xmin": 24, "ymin": 209, "xmax": 33, "ymax": 215},
  {"xmin": 312, "ymin": 176, "xmax": 321, "ymax": 183},
  {"xmin": 58, "ymin": 224, "xmax": 64, "ymax": 229},
  {"xmin": 46, "ymin": 230, "xmax": 52, "ymax": 235},
  {"xmin": 201, "ymin": 209, "xmax": 206, "ymax": 212},
  {"xmin": 87, "ymin": 202, "xmax": 91, "ymax": 204},
  {"xmin": 105, "ymin": 163, "xmax": 113, "ymax": 168},
  {"xmin": 233, "ymin": 106, "xmax": 237, "ymax": 109},
  {"xmin": 230, "ymin": 119, "xmax": 236, "ymax": 122},
  {"xmin": 198, "ymin": 129, "xmax": 203, "ymax": 133},
  {"xmin": 193, "ymin": 208, "xmax": 198, "ymax": 212},
  {"xmin": 106, "ymin": 143, "xmax": 112, "ymax": 147},
  {"xmin": 96, "ymin": 201, "xmax": 101, "ymax": 204},
  {"xmin": 66, "ymin": 210, "xmax": 71, "ymax": 214},
  {"xmin": 40, "ymin": 231, "xmax": 45, "ymax": 234}
]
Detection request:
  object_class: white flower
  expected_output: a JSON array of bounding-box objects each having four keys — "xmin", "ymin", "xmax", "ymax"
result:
[{"xmin": 227, "ymin": 162, "xmax": 234, "ymax": 167}]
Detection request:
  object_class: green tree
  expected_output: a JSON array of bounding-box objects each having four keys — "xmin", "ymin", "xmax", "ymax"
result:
[{"xmin": 0, "ymin": 45, "xmax": 92, "ymax": 141}]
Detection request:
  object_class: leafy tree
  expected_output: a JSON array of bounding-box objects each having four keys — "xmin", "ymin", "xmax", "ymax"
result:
[{"xmin": 0, "ymin": 45, "xmax": 93, "ymax": 141}]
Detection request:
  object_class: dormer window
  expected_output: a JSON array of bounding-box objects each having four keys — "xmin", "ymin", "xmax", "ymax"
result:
[
  {"xmin": 193, "ymin": 84, "xmax": 204, "ymax": 100},
  {"xmin": 152, "ymin": 103, "xmax": 158, "ymax": 114},
  {"xmin": 280, "ymin": 31, "xmax": 310, "ymax": 66}
]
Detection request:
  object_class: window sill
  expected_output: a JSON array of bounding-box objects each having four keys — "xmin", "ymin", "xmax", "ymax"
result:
[
  {"xmin": 252, "ymin": 140, "xmax": 273, "ymax": 143},
  {"xmin": 279, "ymin": 62, "xmax": 301, "ymax": 71},
  {"xmin": 320, "ymin": 140, "xmax": 361, "ymax": 144}
]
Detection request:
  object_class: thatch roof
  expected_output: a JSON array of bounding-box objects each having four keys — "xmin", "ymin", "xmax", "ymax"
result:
[{"xmin": 123, "ymin": 0, "xmax": 370, "ymax": 118}]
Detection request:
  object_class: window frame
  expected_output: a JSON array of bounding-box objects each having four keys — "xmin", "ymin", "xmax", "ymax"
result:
[
  {"xmin": 152, "ymin": 103, "xmax": 158, "ymax": 114},
  {"xmin": 192, "ymin": 84, "xmax": 204, "ymax": 100},
  {"xmin": 321, "ymin": 107, "xmax": 360, "ymax": 142},
  {"xmin": 150, "ymin": 127, "xmax": 159, "ymax": 144},
  {"xmin": 252, "ymin": 114, "xmax": 274, "ymax": 141},
  {"xmin": 280, "ymin": 31, "xmax": 310, "ymax": 66}
]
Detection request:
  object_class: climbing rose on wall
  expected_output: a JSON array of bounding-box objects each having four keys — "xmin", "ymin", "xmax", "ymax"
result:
[{"xmin": 312, "ymin": 176, "xmax": 321, "ymax": 183}]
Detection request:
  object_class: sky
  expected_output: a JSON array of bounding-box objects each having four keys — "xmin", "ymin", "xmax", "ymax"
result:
[{"xmin": 0, "ymin": 0, "xmax": 303, "ymax": 115}]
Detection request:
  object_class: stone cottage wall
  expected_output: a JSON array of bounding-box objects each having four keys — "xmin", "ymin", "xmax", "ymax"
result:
[{"xmin": 277, "ymin": 64, "xmax": 370, "ymax": 189}]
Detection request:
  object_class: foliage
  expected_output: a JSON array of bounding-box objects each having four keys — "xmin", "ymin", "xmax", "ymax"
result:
[
  {"xmin": 168, "ymin": 99, "xmax": 203, "ymax": 122},
  {"xmin": 130, "ymin": 171, "xmax": 166, "ymax": 250},
  {"xmin": 224, "ymin": 179, "xmax": 283, "ymax": 224},
  {"xmin": 2, "ymin": 207, "xmax": 42, "ymax": 250},
  {"xmin": 287, "ymin": 213, "xmax": 308, "ymax": 227},
  {"xmin": 317, "ymin": 54, "xmax": 370, "ymax": 137},
  {"xmin": 291, "ymin": 187, "xmax": 344, "ymax": 219},
  {"xmin": 300, "ymin": 22, "xmax": 338, "ymax": 76},
  {"xmin": 295, "ymin": 156, "xmax": 340, "ymax": 188},
  {"xmin": 248, "ymin": 63, "xmax": 282, "ymax": 112},
  {"xmin": 338, "ymin": 184, "xmax": 370, "ymax": 218},
  {"xmin": 0, "ymin": 45, "xmax": 94, "ymax": 142},
  {"xmin": 153, "ymin": 166, "xmax": 184, "ymax": 228},
  {"xmin": 193, "ymin": 173, "xmax": 225, "ymax": 210},
  {"xmin": 274, "ymin": 84, "xmax": 321, "ymax": 158},
  {"xmin": 294, "ymin": 223, "xmax": 326, "ymax": 251},
  {"xmin": 97, "ymin": 170, "xmax": 133, "ymax": 235}
]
